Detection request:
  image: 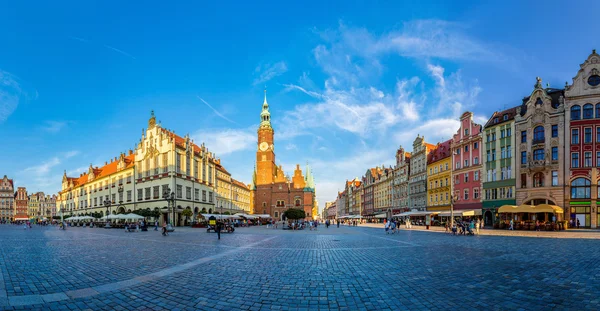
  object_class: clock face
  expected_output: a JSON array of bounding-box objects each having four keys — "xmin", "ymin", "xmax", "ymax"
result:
[
  {"xmin": 270, "ymin": 144, "xmax": 274, "ymax": 151},
  {"xmin": 259, "ymin": 142, "xmax": 269, "ymax": 151}
]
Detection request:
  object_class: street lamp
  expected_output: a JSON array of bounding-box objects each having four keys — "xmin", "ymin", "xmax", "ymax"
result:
[
  {"xmin": 220, "ymin": 204, "xmax": 223, "ymax": 221},
  {"xmin": 163, "ymin": 187, "xmax": 175, "ymax": 232},
  {"xmin": 104, "ymin": 198, "xmax": 112, "ymax": 228},
  {"xmin": 450, "ymin": 194, "xmax": 455, "ymax": 228}
]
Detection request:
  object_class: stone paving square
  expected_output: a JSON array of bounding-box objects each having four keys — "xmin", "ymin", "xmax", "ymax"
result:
[{"xmin": 1, "ymin": 224, "xmax": 600, "ymax": 310}]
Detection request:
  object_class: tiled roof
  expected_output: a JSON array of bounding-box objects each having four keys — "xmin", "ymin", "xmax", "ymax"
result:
[
  {"xmin": 427, "ymin": 139, "xmax": 452, "ymax": 164},
  {"xmin": 65, "ymin": 154, "xmax": 135, "ymax": 189},
  {"xmin": 484, "ymin": 106, "xmax": 518, "ymax": 128}
]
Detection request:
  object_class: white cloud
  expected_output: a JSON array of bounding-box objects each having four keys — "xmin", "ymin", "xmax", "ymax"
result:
[
  {"xmin": 41, "ymin": 121, "xmax": 68, "ymax": 133},
  {"xmin": 253, "ymin": 61, "xmax": 288, "ymax": 86},
  {"xmin": 17, "ymin": 150, "xmax": 80, "ymax": 193},
  {"xmin": 285, "ymin": 144, "xmax": 297, "ymax": 151},
  {"xmin": 192, "ymin": 128, "xmax": 255, "ymax": 156}
]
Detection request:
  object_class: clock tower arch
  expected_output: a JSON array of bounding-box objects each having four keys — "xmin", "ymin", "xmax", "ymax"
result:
[{"xmin": 256, "ymin": 90, "xmax": 276, "ymax": 185}]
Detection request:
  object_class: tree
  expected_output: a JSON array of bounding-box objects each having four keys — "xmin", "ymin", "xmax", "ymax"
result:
[
  {"xmin": 283, "ymin": 208, "xmax": 305, "ymax": 220},
  {"xmin": 223, "ymin": 211, "xmax": 231, "ymax": 215},
  {"xmin": 182, "ymin": 209, "xmax": 193, "ymax": 226}
]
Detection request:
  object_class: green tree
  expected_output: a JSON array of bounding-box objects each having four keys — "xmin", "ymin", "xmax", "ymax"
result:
[
  {"xmin": 182, "ymin": 209, "xmax": 193, "ymax": 226},
  {"xmin": 283, "ymin": 208, "xmax": 306, "ymax": 220},
  {"xmin": 223, "ymin": 211, "xmax": 231, "ymax": 215}
]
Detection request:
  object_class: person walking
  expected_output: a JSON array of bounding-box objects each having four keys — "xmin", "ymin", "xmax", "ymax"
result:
[
  {"xmin": 216, "ymin": 221, "xmax": 222, "ymax": 240},
  {"xmin": 154, "ymin": 220, "xmax": 158, "ymax": 231},
  {"xmin": 475, "ymin": 219, "xmax": 480, "ymax": 235},
  {"xmin": 384, "ymin": 221, "xmax": 390, "ymax": 234},
  {"xmin": 162, "ymin": 222, "xmax": 168, "ymax": 236},
  {"xmin": 509, "ymin": 219, "xmax": 514, "ymax": 230},
  {"xmin": 577, "ymin": 218, "xmax": 581, "ymax": 229}
]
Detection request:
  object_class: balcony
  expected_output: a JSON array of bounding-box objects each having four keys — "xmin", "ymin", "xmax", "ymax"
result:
[{"xmin": 531, "ymin": 138, "xmax": 545, "ymax": 145}]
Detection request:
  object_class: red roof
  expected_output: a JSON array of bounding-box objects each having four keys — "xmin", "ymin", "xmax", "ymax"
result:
[
  {"xmin": 65, "ymin": 154, "xmax": 135, "ymax": 189},
  {"xmin": 427, "ymin": 139, "xmax": 452, "ymax": 164}
]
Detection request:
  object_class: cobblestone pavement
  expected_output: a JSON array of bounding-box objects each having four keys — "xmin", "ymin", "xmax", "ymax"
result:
[{"xmin": 1, "ymin": 224, "xmax": 599, "ymax": 310}]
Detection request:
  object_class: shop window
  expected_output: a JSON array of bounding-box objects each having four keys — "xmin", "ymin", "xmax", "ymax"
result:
[{"xmin": 571, "ymin": 178, "xmax": 591, "ymax": 199}]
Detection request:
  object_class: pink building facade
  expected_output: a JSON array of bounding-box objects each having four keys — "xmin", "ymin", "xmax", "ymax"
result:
[{"xmin": 451, "ymin": 112, "xmax": 484, "ymax": 211}]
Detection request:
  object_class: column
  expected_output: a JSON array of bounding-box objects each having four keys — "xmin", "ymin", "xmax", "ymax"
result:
[{"xmin": 592, "ymin": 168, "xmax": 598, "ymax": 228}]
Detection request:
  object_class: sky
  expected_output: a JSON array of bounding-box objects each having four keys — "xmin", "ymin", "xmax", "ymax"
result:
[{"xmin": 1, "ymin": 1, "xmax": 599, "ymax": 209}]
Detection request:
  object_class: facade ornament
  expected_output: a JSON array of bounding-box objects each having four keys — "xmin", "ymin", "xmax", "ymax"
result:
[{"xmin": 535, "ymin": 77, "xmax": 543, "ymax": 89}]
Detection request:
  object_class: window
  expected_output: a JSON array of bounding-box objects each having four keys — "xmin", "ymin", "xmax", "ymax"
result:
[
  {"xmin": 202, "ymin": 190, "xmax": 207, "ymax": 201},
  {"xmin": 465, "ymin": 145, "xmax": 469, "ymax": 152},
  {"xmin": 176, "ymin": 153, "xmax": 181, "ymax": 173},
  {"xmin": 473, "ymin": 188, "xmax": 479, "ymax": 199},
  {"xmin": 585, "ymin": 128, "xmax": 592, "ymax": 143},
  {"xmin": 521, "ymin": 131, "xmax": 527, "ymax": 143},
  {"xmin": 492, "ymin": 149, "xmax": 496, "ymax": 161},
  {"xmin": 152, "ymin": 186, "xmax": 159, "ymax": 199},
  {"xmin": 492, "ymin": 133, "xmax": 496, "ymax": 141},
  {"xmin": 487, "ymin": 150, "xmax": 491, "ymax": 162},
  {"xmin": 456, "ymin": 148, "xmax": 460, "ymax": 155},
  {"xmin": 583, "ymin": 104, "xmax": 594, "ymax": 119},
  {"xmin": 486, "ymin": 134, "xmax": 490, "ymax": 142},
  {"xmin": 176, "ymin": 185, "xmax": 182, "ymax": 198},
  {"xmin": 552, "ymin": 147, "xmax": 558, "ymax": 161},
  {"xmin": 464, "ymin": 159, "xmax": 469, "ymax": 167},
  {"xmin": 194, "ymin": 189, "xmax": 199, "ymax": 201},
  {"xmin": 94, "ymin": 197, "xmax": 97, "ymax": 206},
  {"xmin": 571, "ymin": 105, "xmax": 581, "ymax": 120},
  {"xmin": 144, "ymin": 188, "xmax": 150, "ymax": 200},
  {"xmin": 572, "ymin": 129, "xmax": 579, "ymax": 144},
  {"xmin": 209, "ymin": 192, "xmax": 213, "ymax": 203},
  {"xmin": 572, "ymin": 153, "xmax": 580, "ymax": 168},
  {"xmin": 127, "ymin": 190, "xmax": 131, "ymax": 202},
  {"xmin": 585, "ymin": 152, "xmax": 592, "ymax": 167},
  {"xmin": 186, "ymin": 187, "xmax": 191, "ymax": 199},
  {"xmin": 186, "ymin": 157, "xmax": 190, "ymax": 176},
  {"xmin": 506, "ymin": 145, "xmax": 512, "ymax": 158},
  {"xmin": 500, "ymin": 129, "xmax": 505, "ymax": 138},
  {"xmin": 474, "ymin": 157, "xmax": 479, "ymax": 165},
  {"xmin": 506, "ymin": 128, "xmax": 511, "ymax": 137},
  {"xmin": 533, "ymin": 172, "xmax": 544, "ymax": 188},
  {"xmin": 533, "ymin": 149, "xmax": 544, "ymax": 161},
  {"xmin": 464, "ymin": 173, "xmax": 469, "ymax": 183},
  {"xmin": 533, "ymin": 126, "xmax": 544, "ymax": 143},
  {"xmin": 597, "ymin": 127, "xmax": 600, "ymax": 143},
  {"xmin": 464, "ymin": 189, "xmax": 469, "ymax": 200},
  {"xmin": 571, "ymin": 178, "xmax": 591, "ymax": 198},
  {"xmin": 474, "ymin": 171, "xmax": 479, "ymax": 181},
  {"xmin": 127, "ymin": 175, "xmax": 131, "ymax": 183},
  {"xmin": 154, "ymin": 156, "xmax": 159, "ymax": 175},
  {"xmin": 163, "ymin": 153, "xmax": 168, "ymax": 173},
  {"xmin": 549, "ymin": 125, "xmax": 558, "ymax": 138},
  {"xmin": 456, "ymin": 162, "xmax": 460, "ymax": 169},
  {"xmin": 138, "ymin": 189, "xmax": 143, "ymax": 201},
  {"xmin": 552, "ymin": 171, "xmax": 558, "ymax": 187},
  {"xmin": 597, "ymin": 152, "xmax": 600, "ymax": 167},
  {"xmin": 521, "ymin": 151, "xmax": 527, "ymax": 164},
  {"xmin": 521, "ymin": 173, "xmax": 527, "ymax": 188},
  {"xmin": 118, "ymin": 191, "xmax": 123, "ymax": 203},
  {"xmin": 501, "ymin": 147, "xmax": 506, "ymax": 159},
  {"xmin": 474, "ymin": 142, "xmax": 479, "ymax": 149}
]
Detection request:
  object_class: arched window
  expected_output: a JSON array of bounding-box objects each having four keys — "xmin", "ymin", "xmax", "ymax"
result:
[
  {"xmin": 533, "ymin": 172, "xmax": 544, "ymax": 188},
  {"xmin": 571, "ymin": 178, "xmax": 591, "ymax": 199},
  {"xmin": 571, "ymin": 105, "xmax": 581, "ymax": 120},
  {"xmin": 596, "ymin": 103, "xmax": 600, "ymax": 118},
  {"xmin": 533, "ymin": 126, "xmax": 545, "ymax": 143},
  {"xmin": 583, "ymin": 104, "xmax": 594, "ymax": 119},
  {"xmin": 533, "ymin": 149, "xmax": 545, "ymax": 161}
]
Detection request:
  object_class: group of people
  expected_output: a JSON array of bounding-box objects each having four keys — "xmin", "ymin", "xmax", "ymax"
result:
[
  {"xmin": 446, "ymin": 219, "xmax": 481, "ymax": 236},
  {"xmin": 384, "ymin": 219, "xmax": 399, "ymax": 234}
]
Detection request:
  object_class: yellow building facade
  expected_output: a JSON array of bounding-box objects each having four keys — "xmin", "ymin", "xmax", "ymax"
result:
[{"xmin": 427, "ymin": 140, "xmax": 453, "ymax": 211}]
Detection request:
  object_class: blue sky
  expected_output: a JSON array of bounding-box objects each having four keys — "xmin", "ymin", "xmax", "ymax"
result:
[{"xmin": 1, "ymin": 1, "xmax": 599, "ymax": 208}]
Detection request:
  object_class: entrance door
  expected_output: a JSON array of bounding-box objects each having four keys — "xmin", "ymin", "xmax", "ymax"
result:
[
  {"xmin": 484, "ymin": 211, "xmax": 492, "ymax": 226},
  {"xmin": 576, "ymin": 214, "xmax": 587, "ymax": 228}
]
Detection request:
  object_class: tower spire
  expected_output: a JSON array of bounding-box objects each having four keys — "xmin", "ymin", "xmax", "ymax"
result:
[{"xmin": 260, "ymin": 89, "xmax": 272, "ymax": 128}]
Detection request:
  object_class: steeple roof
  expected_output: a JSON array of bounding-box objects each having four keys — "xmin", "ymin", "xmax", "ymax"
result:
[{"xmin": 260, "ymin": 89, "xmax": 272, "ymax": 129}]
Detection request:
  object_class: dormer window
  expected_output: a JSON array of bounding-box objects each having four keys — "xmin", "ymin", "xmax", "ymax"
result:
[
  {"xmin": 503, "ymin": 114, "xmax": 508, "ymax": 121},
  {"xmin": 464, "ymin": 129, "xmax": 469, "ymax": 136},
  {"xmin": 494, "ymin": 117, "xmax": 498, "ymax": 123}
]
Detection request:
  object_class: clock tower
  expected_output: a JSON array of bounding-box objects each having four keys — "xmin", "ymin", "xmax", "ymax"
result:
[{"xmin": 256, "ymin": 90, "xmax": 276, "ymax": 185}]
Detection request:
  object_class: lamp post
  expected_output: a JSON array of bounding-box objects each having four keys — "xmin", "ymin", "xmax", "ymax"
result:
[
  {"xmin": 104, "ymin": 198, "xmax": 112, "ymax": 228},
  {"xmin": 450, "ymin": 194, "xmax": 455, "ymax": 228},
  {"xmin": 163, "ymin": 187, "xmax": 175, "ymax": 232}
]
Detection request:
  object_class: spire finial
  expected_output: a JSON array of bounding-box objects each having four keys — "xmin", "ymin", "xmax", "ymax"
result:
[{"xmin": 263, "ymin": 87, "xmax": 268, "ymax": 105}]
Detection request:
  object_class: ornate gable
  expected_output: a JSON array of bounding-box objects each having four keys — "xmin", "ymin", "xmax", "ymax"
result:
[{"xmin": 566, "ymin": 50, "xmax": 600, "ymax": 97}]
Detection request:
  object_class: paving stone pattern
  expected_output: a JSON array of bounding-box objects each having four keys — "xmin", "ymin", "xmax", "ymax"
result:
[{"xmin": 0, "ymin": 224, "xmax": 599, "ymax": 310}]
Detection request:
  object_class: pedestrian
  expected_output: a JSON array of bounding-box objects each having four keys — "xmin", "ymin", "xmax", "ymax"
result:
[
  {"xmin": 384, "ymin": 221, "xmax": 390, "ymax": 234},
  {"xmin": 577, "ymin": 218, "xmax": 581, "ymax": 229},
  {"xmin": 154, "ymin": 221, "xmax": 158, "ymax": 231},
  {"xmin": 216, "ymin": 221, "xmax": 222, "ymax": 240},
  {"xmin": 535, "ymin": 220, "xmax": 540, "ymax": 231},
  {"xmin": 476, "ymin": 219, "xmax": 480, "ymax": 235},
  {"xmin": 337, "ymin": 220, "xmax": 340, "ymax": 228},
  {"xmin": 509, "ymin": 219, "xmax": 514, "ymax": 230},
  {"xmin": 445, "ymin": 222, "xmax": 449, "ymax": 233},
  {"xmin": 162, "ymin": 222, "xmax": 168, "ymax": 236},
  {"xmin": 391, "ymin": 220, "xmax": 396, "ymax": 234}
]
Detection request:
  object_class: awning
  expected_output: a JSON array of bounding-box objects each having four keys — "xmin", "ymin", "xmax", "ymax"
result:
[
  {"xmin": 374, "ymin": 213, "xmax": 387, "ymax": 219},
  {"xmin": 497, "ymin": 205, "xmax": 519, "ymax": 213},
  {"xmin": 14, "ymin": 217, "xmax": 29, "ymax": 221},
  {"xmin": 409, "ymin": 211, "xmax": 440, "ymax": 216},
  {"xmin": 252, "ymin": 214, "xmax": 272, "ymax": 218},
  {"xmin": 394, "ymin": 212, "xmax": 413, "ymax": 217},
  {"xmin": 531, "ymin": 204, "xmax": 564, "ymax": 214}
]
